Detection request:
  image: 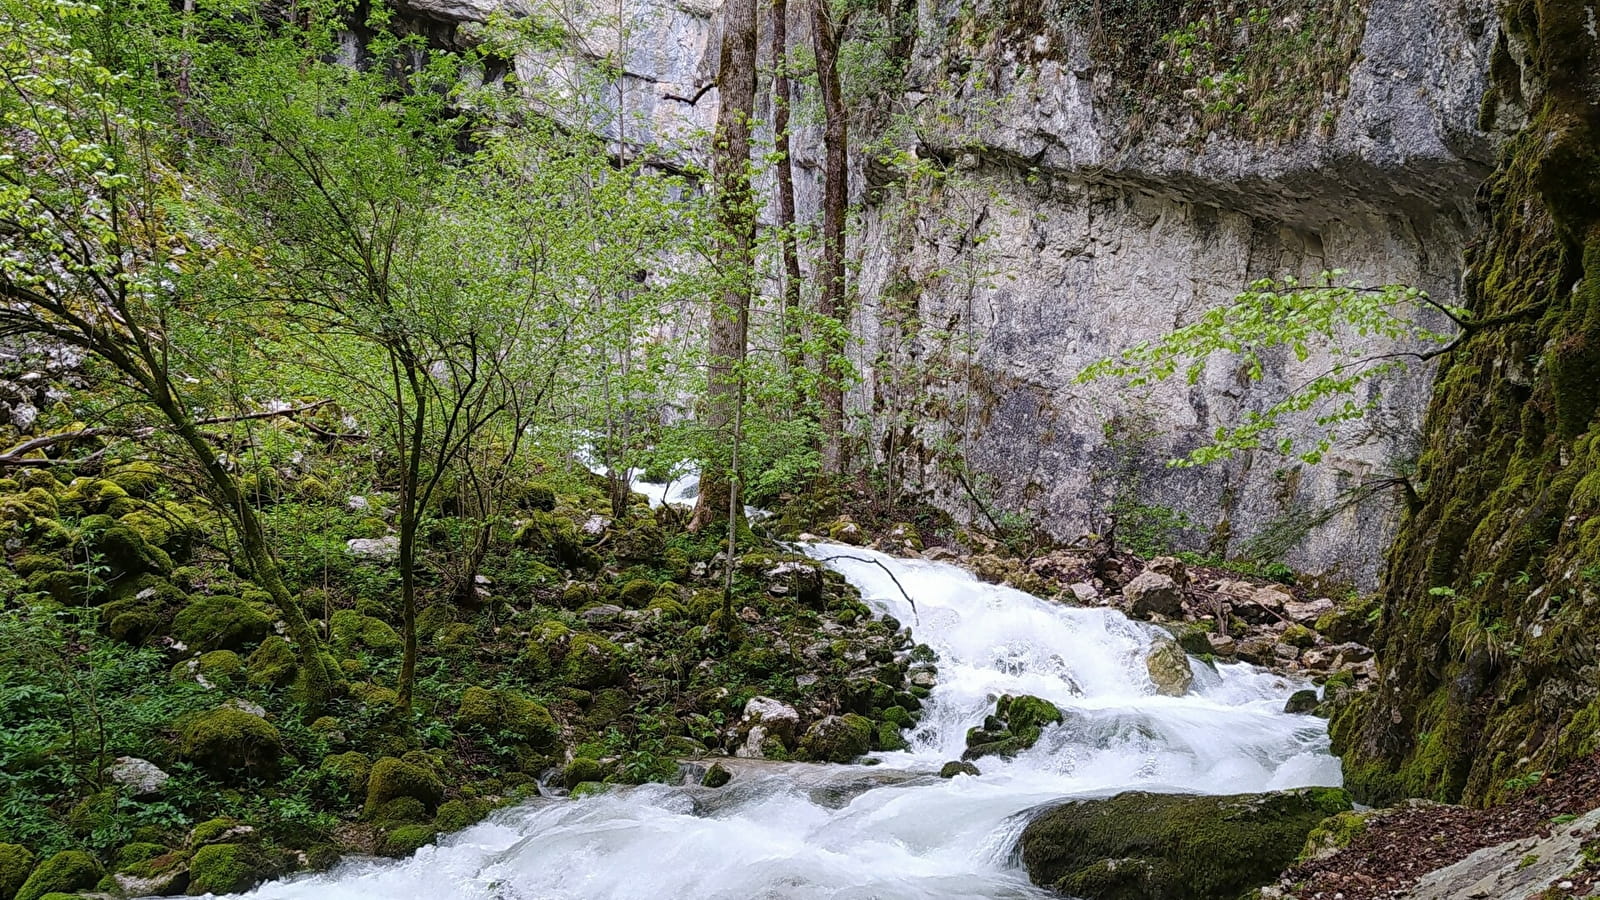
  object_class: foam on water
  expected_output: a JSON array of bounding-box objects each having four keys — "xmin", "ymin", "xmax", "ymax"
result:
[{"xmin": 228, "ymin": 525, "xmax": 1337, "ymax": 900}]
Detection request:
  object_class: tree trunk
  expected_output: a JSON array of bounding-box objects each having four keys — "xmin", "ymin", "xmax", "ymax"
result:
[
  {"xmin": 160, "ymin": 397, "xmax": 337, "ymax": 716},
  {"xmin": 771, "ymin": 0, "xmax": 803, "ymax": 378},
  {"xmin": 691, "ymin": 0, "xmax": 759, "ymax": 531},
  {"xmin": 813, "ymin": 0, "xmax": 850, "ymax": 476}
]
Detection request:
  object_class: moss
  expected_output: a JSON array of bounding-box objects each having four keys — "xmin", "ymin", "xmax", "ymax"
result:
[
  {"xmin": 562, "ymin": 758, "xmax": 605, "ymax": 789},
  {"xmin": 700, "ymin": 763, "xmax": 732, "ymax": 788},
  {"xmin": 1019, "ymin": 788, "xmax": 1353, "ymax": 898},
  {"xmin": 377, "ymin": 826, "xmax": 436, "ymax": 859},
  {"xmin": 1298, "ymin": 810, "xmax": 1372, "ymax": 862},
  {"xmin": 433, "ymin": 799, "xmax": 487, "ymax": 833},
  {"xmin": 0, "ymin": 843, "xmax": 35, "ymax": 900},
  {"xmin": 561, "ymin": 632, "xmax": 625, "ymax": 689},
  {"xmin": 371, "ymin": 797, "xmax": 428, "ymax": 825},
  {"xmin": 187, "ymin": 818, "xmax": 247, "ymax": 848},
  {"xmin": 106, "ymin": 461, "xmax": 161, "ymax": 498},
  {"xmin": 14, "ymin": 851, "xmax": 100, "ymax": 900},
  {"xmin": 1279, "ymin": 624, "xmax": 1316, "ymax": 649},
  {"xmin": 875, "ymin": 721, "xmax": 910, "ymax": 751},
  {"xmin": 195, "ymin": 650, "xmax": 243, "ymax": 683},
  {"xmin": 185, "ymin": 843, "xmax": 261, "ymax": 895},
  {"xmin": 614, "ymin": 579, "xmax": 657, "ymax": 609},
  {"xmin": 940, "ymin": 761, "xmax": 980, "ymax": 778},
  {"xmin": 91, "ymin": 523, "xmax": 173, "ymax": 577},
  {"xmin": 329, "ymin": 610, "xmax": 401, "ymax": 654},
  {"xmin": 112, "ymin": 843, "xmax": 167, "ymax": 870},
  {"xmin": 568, "ymin": 781, "xmax": 610, "ymax": 799},
  {"xmin": 245, "ymin": 636, "xmax": 298, "ymax": 687},
  {"xmin": 364, "ymin": 757, "xmax": 444, "ymax": 818},
  {"xmin": 320, "ymin": 752, "xmax": 372, "ymax": 795},
  {"xmin": 800, "ymin": 714, "xmax": 874, "ymax": 763},
  {"xmin": 172, "ymin": 596, "xmax": 272, "ymax": 652},
  {"xmin": 414, "ymin": 604, "xmax": 455, "ymax": 639},
  {"xmin": 434, "ymin": 622, "xmax": 477, "ymax": 650},
  {"xmin": 455, "ymin": 687, "xmax": 559, "ymax": 749},
  {"xmin": 117, "ymin": 508, "xmax": 196, "ymax": 560},
  {"xmin": 178, "ymin": 708, "xmax": 282, "ymax": 780},
  {"xmin": 519, "ymin": 483, "xmax": 557, "ymax": 512}
]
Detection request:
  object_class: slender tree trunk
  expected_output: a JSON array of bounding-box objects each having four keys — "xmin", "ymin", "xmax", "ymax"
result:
[
  {"xmin": 813, "ymin": 0, "xmax": 850, "ymax": 476},
  {"xmin": 160, "ymin": 399, "xmax": 337, "ymax": 715},
  {"xmin": 771, "ymin": 0, "xmax": 803, "ymax": 377},
  {"xmin": 691, "ymin": 0, "xmax": 759, "ymax": 531},
  {"xmin": 397, "ymin": 374, "xmax": 427, "ymax": 714}
]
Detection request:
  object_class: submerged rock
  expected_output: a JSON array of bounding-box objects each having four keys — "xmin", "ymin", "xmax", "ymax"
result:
[
  {"xmin": 963, "ymin": 694, "xmax": 1064, "ymax": 760},
  {"xmin": 1145, "ymin": 639, "xmax": 1194, "ymax": 697},
  {"xmin": 1018, "ymin": 787, "xmax": 1352, "ymax": 900},
  {"xmin": 939, "ymin": 760, "xmax": 980, "ymax": 778}
]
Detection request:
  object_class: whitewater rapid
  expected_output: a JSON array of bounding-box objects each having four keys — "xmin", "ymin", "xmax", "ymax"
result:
[{"xmin": 230, "ymin": 544, "xmax": 1337, "ymax": 900}]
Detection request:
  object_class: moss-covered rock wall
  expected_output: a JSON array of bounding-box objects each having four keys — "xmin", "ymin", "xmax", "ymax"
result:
[{"xmin": 1332, "ymin": 0, "xmax": 1600, "ymax": 807}]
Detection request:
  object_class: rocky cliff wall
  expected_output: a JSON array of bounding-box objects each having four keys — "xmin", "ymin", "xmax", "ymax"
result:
[{"xmin": 396, "ymin": 0, "xmax": 1501, "ymax": 584}]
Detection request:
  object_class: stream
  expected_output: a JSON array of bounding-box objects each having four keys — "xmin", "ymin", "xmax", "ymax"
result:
[{"xmin": 230, "ymin": 532, "xmax": 1338, "ymax": 899}]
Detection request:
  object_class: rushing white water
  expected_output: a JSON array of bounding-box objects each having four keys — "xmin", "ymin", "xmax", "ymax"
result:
[{"xmin": 231, "ymin": 543, "xmax": 1337, "ymax": 900}]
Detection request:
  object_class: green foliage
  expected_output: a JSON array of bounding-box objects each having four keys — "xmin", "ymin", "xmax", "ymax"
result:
[{"xmin": 1080, "ymin": 272, "xmax": 1464, "ymax": 467}]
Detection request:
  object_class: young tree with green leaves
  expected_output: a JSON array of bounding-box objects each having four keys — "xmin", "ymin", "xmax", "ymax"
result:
[
  {"xmin": 0, "ymin": 0, "xmax": 341, "ymax": 715},
  {"xmin": 1076, "ymin": 271, "xmax": 1469, "ymax": 468},
  {"xmin": 691, "ymin": 0, "xmax": 760, "ymax": 538}
]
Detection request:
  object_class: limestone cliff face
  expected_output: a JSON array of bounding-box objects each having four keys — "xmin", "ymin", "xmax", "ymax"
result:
[
  {"xmin": 1332, "ymin": 0, "xmax": 1600, "ymax": 807},
  {"xmin": 851, "ymin": 0, "xmax": 1499, "ymax": 584},
  {"xmin": 394, "ymin": 0, "xmax": 1499, "ymax": 584}
]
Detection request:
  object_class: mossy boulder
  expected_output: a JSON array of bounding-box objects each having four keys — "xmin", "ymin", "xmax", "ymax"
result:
[
  {"xmin": 364, "ymin": 757, "xmax": 444, "ymax": 819},
  {"xmin": 106, "ymin": 461, "xmax": 161, "ymax": 498},
  {"xmin": 195, "ymin": 650, "xmax": 243, "ymax": 683},
  {"xmin": 799, "ymin": 714, "xmax": 874, "ymax": 763},
  {"xmin": 561, "ymin": 758, "xmax": 606, "ymax": 789},
  {"xmin": 329, "ymin": 609, "xmax": 401, "ymax": 654},
  {"xmin": 614, "ymin": 579, "xmax": 657, "ymax": 609},
  {"xmin": 171, "ymin": 596, "xmax": 271, "ymax": 651},
  {"xmin": 0, "ymin": 844, "xmax": 35, "ymax": 900},
  {"xmin": 1145, "ymin": 639, "xmax": 1194, "ymax": 697},
  {"xmin": 245, "ymin": 636, "xmax": 298, "ymax": 687},
  {"xmin": 320, "ymin": 752, "xmax": 372, "ymax": 795},
  {"xmin": 112, "ymin": 843, "xmax": 167, "ymax": 870},
  {"xmin": 561, "ymin": 632, "xmax": 625, "ymax": 688},
  {"xmin": 964, "ymin": 695, "xmax": 1064, "ymax": 760},
  {"xmin": 14, "ymin": 850, "xmax": 99, "ymax": 900},
  {"xmin": 178, "ymin": 708, "xmax": 282, "ymax": 780},
  {"xmin": 377, "ymin": 825, "xmax": 435, "ymax": 859},
  {"xmin": 90, "ymin": 523, "xmax": 173, "ymax": 577},
  {"xmin": 185, "ymin": 843, "xmax": 261, "ymax": 895},
  {"xmin": 1017, "ymin": 788, "xmax": 1353, "ymax": 900},
  {"xmin": 455, "ymin": 687, "xmax": 559, "ymax": 749}
]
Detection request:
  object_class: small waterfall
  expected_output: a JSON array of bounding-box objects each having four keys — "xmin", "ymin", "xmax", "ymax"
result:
[{"xmin": 232, "ymin": 543, "xmax": 1337, "ymax": 900}]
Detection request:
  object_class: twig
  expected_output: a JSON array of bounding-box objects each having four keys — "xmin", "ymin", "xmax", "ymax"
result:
[
  {"xmin": 0, "ymin": 400, "xmax": 335, "ymax": 467},
  {"xmin": 813, "ymin": 553, "xmax": 919, "ymax": 624}
]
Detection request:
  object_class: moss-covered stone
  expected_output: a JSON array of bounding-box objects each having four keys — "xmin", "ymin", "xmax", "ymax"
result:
[
  {"xmin": 1018, "ymin": 788, "xmax": 1352, "ymax": 899},
  {"xmin": 329, "ymin": 609, "xmax": 401, "ymax": 654},
  {"xmin": 940, "ymin": 761, "xmax": 980, "ymax": 778},
  {"xmin": 964, "ymin": 695, "xmax": 1064, "ymax": 760},
  {"xmin": 112, "ymin": 843, "xmax": 167, "ymax": 870},
  {"xmin": 700, "ymin": 763, "xmax": 732, "ymax": 788},
  {"xmin": 799, "ymin": 714, "xmax": 874, "ymax": 763},
  {"xmin": 196, "ymin": 650, "xmax": 243, "ymax": 683},
  {"xmin": 364, "ymin": 757, "xmax": 444, "ymax": 819},
  {"xmin": 0, "ymin": 844, "xmax": 35, "ymax": 900},
  {"xmin": 562, "ymin": 758, "xmax": 605, "ymax": 789},
  {"xmin": 178, "ymin": 708, "xmax": 282, "ymax": 780},
  {"xmin": 14, "ymin": 850, "xmax": 100, "ymax": 900},
  {"xmin": 320, "ymin": 752, "xmax": 372, "ymax": 795},
  {"xmin": 614, "ymin": 579, "xmax": 657, "ymax": 609},
  {"xmin": 185, "ymin": 843, "xmax": 260, "ymax": 895},
  {"xmin": 561, "ymin": 633, "xmax": 625, "ymax": 688},
  {"xmin": 455, "ymin": 687, "xmax": 559, "ymax": 749},
  {"xmin": 378, "ymin": 826, "xmax": 435, "ymax": 859},
  {"xmin": 433, "ymin": 799, "xmax": 487, "ymax": 833},
  {"xmin": 172, "ymin": 596, "xmax": 272, "ymax": 652},
  {"xmin": 245, "ymin": 636, "xmax": 298, "ymax": 687},
  {"xmin": 106, "ymin": 461, "xmax": 161, "ymax": 498}
]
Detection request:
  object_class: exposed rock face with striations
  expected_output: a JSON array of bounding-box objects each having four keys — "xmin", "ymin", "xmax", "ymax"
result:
[{"xmin": 391, "ymin": 0, "xmax": 1500, "ymax": 584}]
